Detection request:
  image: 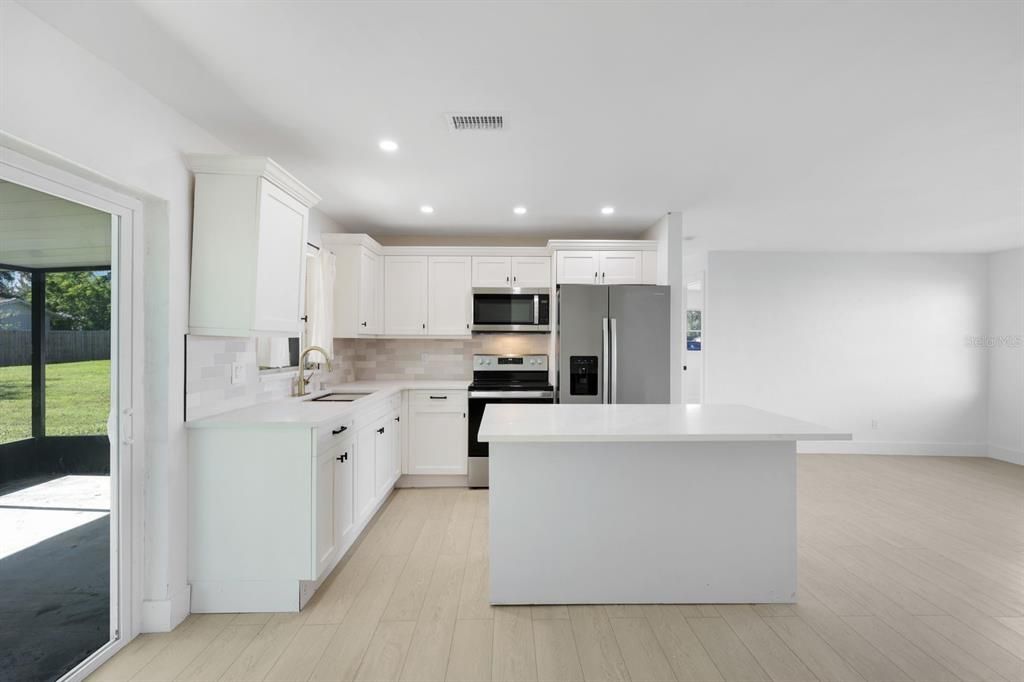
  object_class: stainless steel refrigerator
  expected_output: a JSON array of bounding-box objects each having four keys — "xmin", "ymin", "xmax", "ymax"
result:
[{"xmin": 557, "ymin": 284, "xmax": 671, "ymax": 404}]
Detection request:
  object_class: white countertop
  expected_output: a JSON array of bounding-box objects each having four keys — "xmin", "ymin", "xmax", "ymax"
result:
[
  {"xmin": 478, "ymin": 403, "xmax": 851, "ymax": 443},
  {"xmin": 186, "ymin": 379, "xmax": 469, "ymax": 429}
]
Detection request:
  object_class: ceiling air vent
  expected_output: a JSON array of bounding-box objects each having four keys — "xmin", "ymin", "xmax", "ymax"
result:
[{"xmin": 447, "ymin": 114, "xmax": 504, "ymax": 131}]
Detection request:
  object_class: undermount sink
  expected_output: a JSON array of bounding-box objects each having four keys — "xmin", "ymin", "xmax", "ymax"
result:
[{"xmin": 310, "ymin": 392, "xmax": 373, "ymax": 402}]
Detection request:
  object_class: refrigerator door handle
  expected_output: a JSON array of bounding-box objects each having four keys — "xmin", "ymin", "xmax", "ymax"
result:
[
  {"xmin": 610, "ymin": 317, "xmax": 618, "ymax": 404},
  {"xmin": 602, "ymin": 316, "xmax": 609, "ymax": 404}
]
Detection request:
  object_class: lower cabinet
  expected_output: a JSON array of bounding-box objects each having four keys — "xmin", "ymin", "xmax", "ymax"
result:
[
  {"xmin": 408, "ymin": 390, "xmax": 468, "ymax": 475},
  {"xmin": 332, "ymin": 437, "xmax": 355, "ymax": 553},
  {"xmin": 315, "ymin": 447, "xmax": 337, "ymax": 578}
]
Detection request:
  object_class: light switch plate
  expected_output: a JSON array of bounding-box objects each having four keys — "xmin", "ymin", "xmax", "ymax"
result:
[{"xmin": 231, "ymin": 362, "xmax": 245, "ymax": 385}]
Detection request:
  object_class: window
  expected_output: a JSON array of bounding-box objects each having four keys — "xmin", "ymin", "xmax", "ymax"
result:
[{"xmin": 686, "ymin": 309, "xmax": 702, "ymax": 351}]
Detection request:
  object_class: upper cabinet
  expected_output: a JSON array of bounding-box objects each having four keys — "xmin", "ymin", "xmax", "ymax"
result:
[
  {"xmin": 385, "ymin": 255, "xmax": 429, "ymax": 335},
  {"xmin": 187, "ymin": 155, "xmax": 320, "ymax": 337},
  {"xmin": 327, "ymin": 236, "xmax": 383, "ymax": 337},
  {"xmin": 428, "ymin": 256, "xmax": 472, "ymax": 335},
  {"xmin": 472, "ymin": 256, "xmax": 551, "ymax": 289},
  {"xmin": 555, "ymin": 248, "xmax": 656, "ymax": 286}
]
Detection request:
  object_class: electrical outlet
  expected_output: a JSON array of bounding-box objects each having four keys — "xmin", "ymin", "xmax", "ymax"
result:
[{"xmin": 231, "ymin": 362, "xmax": 246, "ymax": 385}]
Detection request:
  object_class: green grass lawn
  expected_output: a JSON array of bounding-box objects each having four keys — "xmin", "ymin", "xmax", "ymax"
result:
[{"xmin": 0, "ymin": 359, "xmax": 110, "ymax": 443}]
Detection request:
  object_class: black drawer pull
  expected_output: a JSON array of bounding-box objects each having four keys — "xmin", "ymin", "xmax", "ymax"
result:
[
  {"xmin": 377, "ymin": 427, "xmax": 385, "ymax": 435},
  {"xmin": 361, "ymin": 321, "xmax": 367, "ymax": 327},
  {"xmin": 429, "ymin": 395, "xmax": 447, "ymax": 400},
  {"xmin": 332, "ymin": 426, "xmax": 347, "ymax": 435},
  {"xmin": 394, "ymin": 416, "xmax": 400, "ymax": 422}
]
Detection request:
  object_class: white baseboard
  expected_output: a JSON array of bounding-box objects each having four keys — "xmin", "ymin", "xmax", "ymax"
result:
[
  {"xmin": 141, "ymin": 584, "xmax": 191, "ymax": 633},
  {"xmin": 988, "ymin": 443, "xmax": 1024, "ymax": 466},
  {"xmin": 397, "ymin": 474, "xmax": 468, "ymax": 488},
  {"xmin": 797, "ymin": 440, "xmax": 988, "ymax": 457}
]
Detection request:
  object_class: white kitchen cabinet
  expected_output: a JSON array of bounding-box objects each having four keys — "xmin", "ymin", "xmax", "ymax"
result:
[
  {"xmin": 473, "ymin": 256, "xmax": 551, "ymax": 289},
  {"xmin": 472, "ymin": 256, "xmax": 512, "ymax": 287},
  {"xmin": 327, "ymin": 236, "xmax": 384, "ymax": 337},
  {"xmin": 332, "ymin": 439, "xmax": 354, "ymax": 548},
  {"xmin": 556, "ymin": 251, "xmax": 601, "ymax": 285},
  {"xmin": 599, "ymin": 251, "xmax": 643, "ymax": 284},
  {"xmin": 187, "ymin": 155, "xmax": 320, "ymax": 337},
  {"xmin": 428, "ymin": 256, "xmax": 472, "ymax": 335},
  {"xmin": 385, "ymin": 255, "xmax": 429, "ymax": 335},
  {"xmin": 641, "ymin": 250, "xmax": 658, "ymax": 284},
  {"xmin": 408, "ymin": 390, "xmax": 468, "ymax": 475},
  {"xmin": 355, "ymin": 423, "xmax": 378, "ymax": 521},
  {"xmin": 511, "ymin": 256, "xmax": 552, "ymax": 288},
  {"xmin": 556, "ymin": 250, "xmax": 645, "ymax": 285},
  {"xmin": 314, "ymin": 448, "xmax": 336, "ymax": 578},
  {"xmin": 389, "ymin": 410, "xmax": 402, "ymax": 480}
]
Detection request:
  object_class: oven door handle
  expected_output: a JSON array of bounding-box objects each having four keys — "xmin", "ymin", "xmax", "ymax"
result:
[{"xmin": 469, "ymin": 390, "xmax": 554, "ymax": 399}]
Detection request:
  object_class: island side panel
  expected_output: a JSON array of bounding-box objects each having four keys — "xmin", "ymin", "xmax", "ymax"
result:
[{"xmin": 489, "ymin": 439, "xmax": 797, "ymax": 604}]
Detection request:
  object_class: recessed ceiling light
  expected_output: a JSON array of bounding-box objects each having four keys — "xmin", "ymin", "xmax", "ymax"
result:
[
  {"xmin": 378, "ymin": 139, "xmax": 399, "ymax": 152},
  {"xmin": 601, "ymin": 206, "xmax": 615, "ymax": 215},
  {"xmin": 513, "ymin": 206, "xmax": 527, "ymax": 215},
  {"xmin": 420, "ymin": 205, "xmax": 434, "ymax": 214}
]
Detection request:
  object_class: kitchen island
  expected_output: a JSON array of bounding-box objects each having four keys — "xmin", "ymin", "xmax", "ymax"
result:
[{"xmin": 478, "ymin": 403, "xmax": 850, "ymax": 605}]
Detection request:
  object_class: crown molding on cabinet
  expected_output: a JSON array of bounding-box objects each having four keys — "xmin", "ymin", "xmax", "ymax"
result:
[
  {"xmin": 185, "ymin": 154, "xmax": 321, "ymax": 208},
  {"xmin": 547, "ymin": 239, "xmax": 658, "ymax": 251}
]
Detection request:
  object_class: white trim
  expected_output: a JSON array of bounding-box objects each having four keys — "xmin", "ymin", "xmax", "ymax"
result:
[
  {"xmin": 797, "ymin": 440, "xmax": 988, "ymax": 457},
  {"xmin": 988, "ymin": 443, "xmax": 1024, "ymax": 465},
  {"xmin": 1, "ymin": 131, "xmax": 145, "ymax": 680},
  {"xmin": 396, "ymin": 474, "xmax": 469, "ymax": 488},
  {"xmin": 185, "ymin": 154, "xmax": 321, "ymax": 207},
  {"xmin": 547, "ymin": 239, "xmax": 659, "ymax": 251},
  {"xmin": 140, "ymin": 584, "xmax": 192, "ymax": 633}
]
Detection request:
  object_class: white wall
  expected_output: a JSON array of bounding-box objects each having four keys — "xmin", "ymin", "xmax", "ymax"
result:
[
  {"xmin": 0, "ymin": 2, "xmax": 340, "ymax": 630},
  {"xmin": 987, "ymin": 247, "xmax": 1024, "ymax": 464},
  {"xmin": 705, "ymin": 252, "xmax": 990, "ymax": 455}
]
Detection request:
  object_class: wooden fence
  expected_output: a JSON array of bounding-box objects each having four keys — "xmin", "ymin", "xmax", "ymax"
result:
[{"xmin": 0, "ymin": 330, "xmax": 110, "ymax": 366}]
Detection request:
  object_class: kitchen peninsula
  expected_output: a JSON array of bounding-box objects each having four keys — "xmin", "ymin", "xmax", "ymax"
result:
[{"xmin": 479, "ymin": 403, "xmax": 851, "ymax": 605}]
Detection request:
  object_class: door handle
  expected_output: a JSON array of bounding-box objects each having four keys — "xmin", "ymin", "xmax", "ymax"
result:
[
  {"xmin": 610, "ymin": 317, "xmax": 618, "ymax": 404},
  {"xmin": 601, "ymin": 317, "xmax": 609, "ymax": 404}
]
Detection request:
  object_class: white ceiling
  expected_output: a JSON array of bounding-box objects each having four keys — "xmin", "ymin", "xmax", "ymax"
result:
[{"xmin": 20, "ymin": 0, "xmax": 1024, "ymax": 252}]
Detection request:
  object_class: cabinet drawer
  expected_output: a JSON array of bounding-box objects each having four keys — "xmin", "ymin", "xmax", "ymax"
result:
[
  {"xmin": 410, "ymin": 390, "xmax": 467, "ymax": 410},
  {"xmin": 317, "ymin": 419, "xmax": 354, "ymax": 453}
]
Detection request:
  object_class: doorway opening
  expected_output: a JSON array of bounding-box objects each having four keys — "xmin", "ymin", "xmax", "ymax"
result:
[{"xmin": 0, "ymin": 180, "xmax": 118, "ymax": 681}]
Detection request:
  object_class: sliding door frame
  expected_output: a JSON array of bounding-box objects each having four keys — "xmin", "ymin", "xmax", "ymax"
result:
[{"xmin": 0, "ymin": 135, "xmax": 145, "ymax": 681}]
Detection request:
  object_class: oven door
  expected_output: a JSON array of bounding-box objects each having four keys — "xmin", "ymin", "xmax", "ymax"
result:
[
  {"xmin": 467, "ymin": 391, "xmax": 554, "ymax": 487},
  {"xmin": 472, "ymin": 290, "xmax": 550, "ymax": 332}
]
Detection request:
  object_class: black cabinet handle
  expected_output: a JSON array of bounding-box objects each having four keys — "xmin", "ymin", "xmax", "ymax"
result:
[
  {"xmin": 377, "ymin": 427, "xmax": 385, "ymax": 435},
  {"xmin": 602, "ymin": 272, "xmax": 606, "ymax": 279},
  {"xmin": 466, "ymin": 323, "xmax": 469, "ymax": 329},
  {"xmin": 506, "ymin": 275, "xmax": 510, "ymax": 282},
  {"xmin": 429, "ymin": 395, "xmax": 447, "ymax": 400},
  {"xmin": 422, "ymin": 323, "xmax": 426, "ymax": 329},
  {"xmin": 336, "ymin": 452, "xmax": 348, "ymax": 462},
  {"xmin": 332, "ymin": 426, "xmax": 347, "ymax": 435},
  {"xmin": 361, "ymin": 321, "xmax": 367, "ymax": 327},
  {"xmin": 394, "ymin": 416, "xmax": 400, "ymax": 422}
]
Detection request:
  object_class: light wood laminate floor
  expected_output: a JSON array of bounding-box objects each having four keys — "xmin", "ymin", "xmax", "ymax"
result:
[{"xmin": 90, "ymin": 455, "xmax": 1024, "ymax": 681}]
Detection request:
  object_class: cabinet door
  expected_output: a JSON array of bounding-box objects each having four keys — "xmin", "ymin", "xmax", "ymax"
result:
[
  {"xmin": 314, "ymin": 450, "xmax": 336, "ymax": 577},
  {"xmin": 389, "ymin": 411, "xmax": 402, "ymax": 481},
  {"xmin": 472, "ymin": 256, "xmax": 512, "ymax": 288},
  {"xmin": 556, "ymin": 251, "xmax": 600, "ymax": 285},
  {"xmin": 428, "ymin": 256, "xmax": 471, "ymax": 335},
  {"xmin": 385, "ymin": 256, "xmax": 429, "ymax": 335},
  {"xmin": 599, "ymin": 251, "xmax": 643, "ymax": 285},
  {"xmin": 358, "ymin": 248, "xmax": 379, "ymax": 334},
  {"xmin": 511, "ymin": 257, "xmax": 551, "ymax": 288},
  {"xmin": 333, "ymin": 441, "xmax": 354, "ymax": 543},
  {"xmin": 409, "ymin": 399, "xmax": 468, "ymax": 475},
  {"xmin": 374, "ymin": 417, "xmax": 391, "ymax": 499},
  {"xmin": 355, "ymin": 424, "xmax": 377, "ymax": 521},
  {"xmin": 253, "ymin": 181, "xmax": 308, "ymax": 334}
]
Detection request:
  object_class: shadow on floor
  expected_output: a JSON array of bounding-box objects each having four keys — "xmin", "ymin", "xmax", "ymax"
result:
[{"xmin": 0, "ymin": 515, "xmax": 109, "ymax": 682}]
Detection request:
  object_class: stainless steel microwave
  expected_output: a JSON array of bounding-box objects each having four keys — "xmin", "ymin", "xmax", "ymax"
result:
[{"xmin": 471, "ymin": 288, "xmax": 550, "ymax": 332}]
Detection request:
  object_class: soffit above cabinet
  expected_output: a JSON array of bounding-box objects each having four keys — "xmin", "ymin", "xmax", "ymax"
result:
[
  {"xmin": 322, "ymin": 233, "xmax": 656, "ymax": 256},
  {"xmin": 186, "ymin": 154, "xmax": 322, "ymax": 208}
]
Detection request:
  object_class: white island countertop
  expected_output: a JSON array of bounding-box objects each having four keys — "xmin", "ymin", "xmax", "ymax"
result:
[{"xmin": 479, "ymin": 403, "xmax": 851, "ymax": 443}]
